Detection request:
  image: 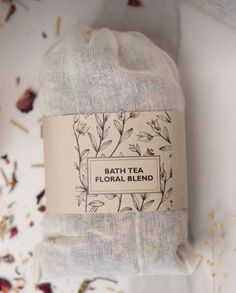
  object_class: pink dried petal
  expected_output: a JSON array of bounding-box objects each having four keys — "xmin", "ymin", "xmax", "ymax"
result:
[
  {"xmin": 128, "ymin": 0, "xmax": 143, "ymax": 7},
  {"xmin": 5, "ymin": 4, "xmax": 16, "ymax": 22},
  {"xmin": 36, "ymin": 283, "xmax": 53, "ymax": 293},
  {"xmin": 16, "ymin": 88, "xmax": 37, "ymax": 113},
  {"xmin": 10, "ymin": 226, "xmax": 18, "ymax": 238},
  {"xmin": 0, "ymin": 278, "xmax": 12, "ymax": 292}
]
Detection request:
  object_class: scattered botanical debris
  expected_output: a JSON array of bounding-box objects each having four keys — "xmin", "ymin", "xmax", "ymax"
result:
[
  {"xmin": 204, "ymin": 210, "xmax": 228, "ymax": 293},
  {"xmin": 1, "ymin": 154, "xmax": 10, "ymax": 164},
  {"xmin": 0, "ymin": 253, "xmax": 15, "ymax": 264},
  {"xmin": 9, "ymin": 226, "xmax": 18, "ymax": 238},
  {"xmin": 0, "ymin": 167, "xmax": 9, "ymax": 186},
  {"xmin": 31, "ymin": 163, "xmax": 44, "ymax": 168},
  {"xmin": 127, "ymin": 0, "xmax": 143, "ymax": 7},
  {"xmin": 42, "ymin": 31, "xmax": 47, "ymax": 38},
  {"xmin": 16, "ymin": 76, "xmax": 20, "ymax": 86},
  {"xmin": 38, "ymin": 205, "xmax": 46, "ymax": 212},
  {"xmin": 14, "ymin": 277, "xmax": 26, "ymax": 290},
  {"xmin": 16, "ymin": 88, "xmax": 37, "ymax": 113},
  {"xmin": 36, "ymin": 282, "xmax": 53, "ymax": 293},
  {"xmin": 5, "ymin": 3, "xmax": 16, "ymax": 22},
  {"xmin": 10, "ymin": 119, "xmax": 29, "ymax": 133},
  {"xmin": 36, "ymin": 189, "xmax": 45, "ymax": 205},
  {"xmin": 9, "ymin": 161, "xmax": 17, "ymax": 192},
  {"xmin": 0, "ymin": 277, "xmax": 12, "ymax": 292},
  {"xmin": 55, "ymin": 16, "xmax": 61, "ymax": 37},
  {"xmin": 78, "ymin": 277, "xmax": 117, "ymax": 293}
]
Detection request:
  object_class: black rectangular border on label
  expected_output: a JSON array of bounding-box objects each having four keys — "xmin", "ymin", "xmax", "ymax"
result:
[{"xmin": 87, "ymin": 156, "xmax": 161, "ymax": 195}]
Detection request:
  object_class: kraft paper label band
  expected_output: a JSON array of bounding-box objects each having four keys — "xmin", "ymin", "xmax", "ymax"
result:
[{"xmin": 43, "ymin": 111, "xmax": 188, "ymax": 214}]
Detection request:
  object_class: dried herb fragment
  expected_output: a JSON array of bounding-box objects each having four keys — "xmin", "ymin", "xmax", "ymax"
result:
[
  {"xmin": 5, "ymin": 3, "xmax": 16, "ymax": 22},
  {"xmin": 9, "ymin": 226, "xmax": 18, "ymax": 238},
  {"xmin": 0, "ymin": 278, "xmax": 12, "ymax": 292},
  {"xmin": 1, "ymin": 154, "xmax": 10, "ymax": 164},
  {"xmin": 0, "ymin": 254, "xmax": 15, "ymax": 264},
  {"xmin": 36, "ymin": 283, "xmax": 53, "ymax": 293},
  {"xmin": 38, "ymin": 205, "xmax": 46, "ymax": 212},
  {"xmin": 42, "ymin": 31, "xmax": 47, "ymax": 38},
  {"xmin": 36, "ymin": 189, "xmax": 45, "ymax": 205},
  {"xmin": 128, "ymin": 0, "xmax": 143, "ymax": 7},
  {"xmin": 16, "ymin": 88, "xmax": 37, "ymax": 113},
  {"xmin": 55, "ymin": 16, "xmax": 61, "ymax": 37},
  {"xmin": 16, "ymin": 76, "xmax": 20, "ymax": 86},
  {"xmin": 9, "ymin": 161, "xmax": 17, "ymax": 192},
  {"xmin": 10, "ymin": 119, "xmax": 29, "ymax": 133}
]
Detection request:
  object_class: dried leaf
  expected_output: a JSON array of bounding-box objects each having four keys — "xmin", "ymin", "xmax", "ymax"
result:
[
  {"xmin": 36, "ymin": 189, "xmax": 45, "ymax": 205},
  {"xmin": 16, "ymin": 88, "xmax": 37, "ymax": 113}
]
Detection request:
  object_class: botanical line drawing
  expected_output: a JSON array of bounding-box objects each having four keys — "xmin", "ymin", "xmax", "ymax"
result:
[{"xmin": 73, "ymin": 111, "xmax": 174, "ymax": 213}]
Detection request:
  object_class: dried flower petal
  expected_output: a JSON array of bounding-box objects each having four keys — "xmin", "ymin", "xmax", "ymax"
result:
[
  {"xmin": 5, "ymin": 4, "xmax": 16, "ymax": 22},
  {"xmin": 42, "ymin": 32, "xmax": 47, "ymax": 39},
  {"xmin": 10, "ymin": 226, "xmax": 18, "ymax": 238},
  {"xmin": 38, "ymin": 205, "xmax": 46, "ymax": 212},
  {"xmin": 36, "ymin": 283, "xmax": 53, "ymax": 293},
  {"xmin": 0, "ymin": 278, "xmax": 12, "ymax": 292},
  {"xmin": 0, "ymin": 253, "xmax": 15, "ymax": 263},
  {"xmin": 16, "ymin": 88, "xmax": 37, "ymax": 113},
  {"xmin": 128, "ymin": 0, "xmax": 143, "ymax": 7}
]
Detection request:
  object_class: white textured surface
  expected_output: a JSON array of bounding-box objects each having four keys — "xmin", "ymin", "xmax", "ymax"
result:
[{"xmin": 0, "ymin": 0, "xmax": 236, "ymax": 292}]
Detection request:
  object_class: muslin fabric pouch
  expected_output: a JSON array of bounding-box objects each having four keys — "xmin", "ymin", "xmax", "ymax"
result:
[{"xmin": 33, "ymin": 26, "xmax": 201, "ymax": 281}]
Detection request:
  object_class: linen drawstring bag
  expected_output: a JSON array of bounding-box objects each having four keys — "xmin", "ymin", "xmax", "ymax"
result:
[{"xmin": 33, "ymin": 26, "xmax": 201, "ymax": 281}]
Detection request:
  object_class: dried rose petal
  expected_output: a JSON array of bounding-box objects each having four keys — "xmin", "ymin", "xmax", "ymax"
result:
[
  {"xmin": 10, "ymin": 226, "xmax": 18, "ymax": 238},
  {"xmin": 42, "ymin": 32, "xmax": 47, "ymax": 39},
  {"xmin": 128, "ymin": 0, "xmax": 143, "ymax": 7},
  {"xmin": 16, "ymin": 88, "xmax": 37, "ymax": 113},
  {"xmin": 38, "ymin": 205, "xmax": 46, "ymax": 212},
  {"xmin": 36, "ymin": 283, "xmax": 53, "ymax": 293},
  {"xmin": 5, "ymin": 4, "xmax": 16, "ymax": 22},
  {"xmin": 0, "ymin": 278, "xmax": 12, "ymax": 292}
]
